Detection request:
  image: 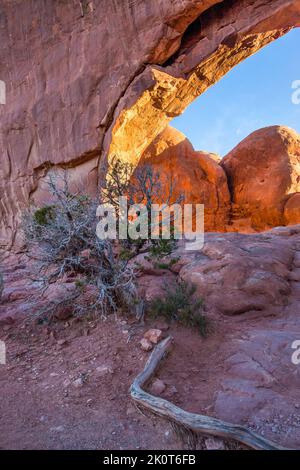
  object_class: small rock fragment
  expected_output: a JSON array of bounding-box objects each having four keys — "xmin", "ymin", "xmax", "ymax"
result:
[
  {"xmin": 72, "ymin": 377, "xmax": 84, "ymax": 388},
  {"xmin": 50, "ymin": 425, "xmax": 64, "ymax": 433},
  {"xmin": 140, "ymin": 338, "xmax": 153, "ymax": 351},
  {"xmin": 150, "ymin": 379, "xmax": 166, "ymax": 395},
  {"xmin": 95, "ymin": 365, "xmax": 113, "ymax": 376},
  {"xmin": 144, "ymin": 329, "xmax": 163, "ymax": 344}
]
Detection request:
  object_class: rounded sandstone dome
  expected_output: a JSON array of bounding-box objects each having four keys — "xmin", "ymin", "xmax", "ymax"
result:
[{"xmin": 221, "ymin": 126, "xmax": 300, "ymax": 229}]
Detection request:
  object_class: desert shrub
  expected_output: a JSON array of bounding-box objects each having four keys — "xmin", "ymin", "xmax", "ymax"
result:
[
  {"xmin": 23, "ymin": 172, "xmax": 139, "ymax": 320},
  {"xmin": 153, "ymin": 257, "xmax": 179, "ymax": 270},
  {"xmin": 101, "ymin": 156, "xmax": 184, "ymax": 256},
  {"xmin": 149, "ymin": 238, "xmax": 176, "ymax": 258},
  {"xmin": 75, "ymin": 278, "xmax": 87, "ymax": 291},
  {"xmin": 119, "ymin": 247, "xmax": 134, "ymax": 261},
  {"xmin": 33, "ymin": 205, "xmax": 55, "ymax": 226},
  {"xmin": 148, "ymin": 281, "xmax": 208, "ymax": 337},
  {"xmin": 23, "ymin": 157, "xmax": 185, "ymax": 322}
]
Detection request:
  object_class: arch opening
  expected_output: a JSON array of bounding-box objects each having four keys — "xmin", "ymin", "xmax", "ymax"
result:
[
  {"xmin": 105, "ymin": 1, "xmax": 300, "ymax": 233},
  {"xmin": 172, "ymin": 28, "xmax": 300, "ymax": 156},
  {"xmin": 106, "ymin": 0, "xmax": 300, "ymax": 168}
]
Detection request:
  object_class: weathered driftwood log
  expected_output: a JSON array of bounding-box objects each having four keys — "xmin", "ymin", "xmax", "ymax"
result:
[{"xmin": 130, "ymin": 336, "xmax": 289, "ymax": 450}]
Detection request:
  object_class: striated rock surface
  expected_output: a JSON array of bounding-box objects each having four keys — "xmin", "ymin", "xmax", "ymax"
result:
[
  {"xmin": 136, "ymin": 225, "xmax": 300, "ymax": 316},
  {"xmin": 1, "ymin": 0, "xmax": 300, "ymax": 248},
  {"xmin": 136, "ymin": 125, "xmax": 231, "ymax": 231},
  {"xmin": 222, "ymin": 126, "xmax": 300, "ymax": 231},
  {"xmin": 178, "ymin": 226, "xmax": 300, "ymax": 316}
]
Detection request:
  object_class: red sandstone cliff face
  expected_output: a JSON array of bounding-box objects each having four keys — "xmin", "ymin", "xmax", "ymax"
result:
[
  {"xmin": 0, "ymin": 0, "xmax": 300, "ymax": 248},
  {"xmin": 0, "ymin": 0, "xmax": 220, "ymax": 248}
]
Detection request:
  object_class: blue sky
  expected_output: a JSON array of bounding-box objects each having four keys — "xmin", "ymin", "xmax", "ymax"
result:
[{"xmin": 172, "ymin": 28, "xmax": 300, "ymax": 157}]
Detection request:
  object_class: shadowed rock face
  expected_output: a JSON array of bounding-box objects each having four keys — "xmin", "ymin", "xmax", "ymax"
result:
[
  {"xmin": 179, "ymin": 227, "xmax": 295, "ymax": 316},
  {"xmin": 0, "ymin": 0, "xmax": 300, "ymax": 249}
]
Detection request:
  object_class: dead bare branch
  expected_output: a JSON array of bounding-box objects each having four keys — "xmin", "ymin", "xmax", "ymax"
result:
[{"xmin": 23, "ymin": 170, "xmax": 139, "ymax": 320}]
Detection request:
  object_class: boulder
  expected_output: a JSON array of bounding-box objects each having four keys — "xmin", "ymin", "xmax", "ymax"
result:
[
  {"xmin": 144, "ymin": 328, "xmax": 163, "ymax": 344},
  {"xmin": 136, "ymin": 125, "xmax": 231, "ymax": 232},
  {"xmin": 140, "ymin": 338, "xmax": 153, "ymax": 352},
  {"xmin": 177, "ymin": 226, "xmax": 300, "ymax": 315},
  {"xmin": 222, "ymin": 126, "xmax": 300, "ymax": 231}
]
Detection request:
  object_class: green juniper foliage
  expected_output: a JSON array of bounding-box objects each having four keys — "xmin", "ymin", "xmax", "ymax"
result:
[
  {"xmin": 149, "ymin": 281, "xmax": 209, "ymax": 337},
  {"xmin": 33, "ymin": 205, "xmax": 55, "ymax": 226}
]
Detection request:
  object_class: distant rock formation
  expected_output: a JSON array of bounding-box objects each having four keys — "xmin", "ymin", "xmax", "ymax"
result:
[
  {"xmin": 137, "ymin": 125, "xmax": 231, "ymax": 232},
  {"xmin": 134, "ymin": 125, "xmax": 300, "ymax": 233},
  {"xmin": 222, "ymin": 126, "xmax": 300, "ymax": 231}
]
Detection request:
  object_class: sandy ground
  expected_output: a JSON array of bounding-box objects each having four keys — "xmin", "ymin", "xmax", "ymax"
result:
[
  {"xmin": 1, "ymin": 253, "xmax": 299, "ymax": 450},
  {"xmin": 0, "ymin": 299, "xmax": 242, "ymax": 450}
]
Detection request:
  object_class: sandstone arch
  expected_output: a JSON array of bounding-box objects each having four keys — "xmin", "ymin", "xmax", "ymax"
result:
[
  {"xmin": 106, "ymin": 0, "xmax": 300, "ymax": 168},
  {"xmin": 0, "ymin": 0, "xmax": 300, "ymax": 248}
]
